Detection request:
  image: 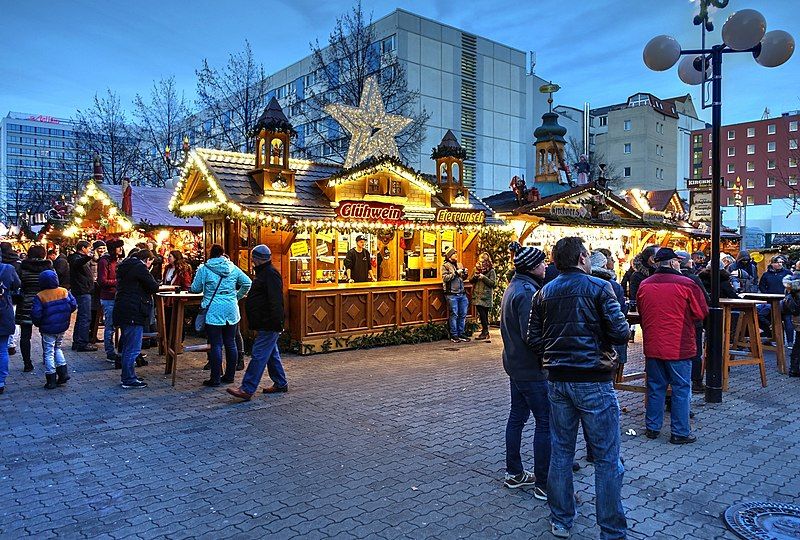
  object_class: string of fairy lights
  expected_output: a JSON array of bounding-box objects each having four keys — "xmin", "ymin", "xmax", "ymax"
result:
[{"xmin": 63, "ymin": 181, "xmax": 134, "ymax": 238}]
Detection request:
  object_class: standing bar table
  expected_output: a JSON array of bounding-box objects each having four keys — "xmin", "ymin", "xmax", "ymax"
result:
[
  {"xmin": 154, "ymin": 285, "xmax": 178, "ymax": 355},
  {"xmin": 741, "ymin": 293, "xmax": 787, "ymax": 374},
  {"xmin": 156, "ymin": 292, "xmax": 208, "ymax": 387},
  {"xmin": 719, "ymin": 299, "xmax": 767, "ymax": 390}
]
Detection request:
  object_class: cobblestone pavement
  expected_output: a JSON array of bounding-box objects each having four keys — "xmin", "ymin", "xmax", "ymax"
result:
[{"xmin": 1, "ymin": 324, "xmax": 799, "ymax": 540}]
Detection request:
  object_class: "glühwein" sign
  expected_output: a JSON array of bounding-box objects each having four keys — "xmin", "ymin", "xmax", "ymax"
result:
[
  {"xmin": 336, "ymin": 200, "xmax": 404, "ymax": 222},
  {"xmin": 434, "ymin": 208, "xmax": 486, "ymax": 225}
]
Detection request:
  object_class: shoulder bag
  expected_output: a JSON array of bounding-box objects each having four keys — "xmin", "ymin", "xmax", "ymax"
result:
[{"xmin": 195, "ymin": 272, "xmax": 223, "ymax": 332}]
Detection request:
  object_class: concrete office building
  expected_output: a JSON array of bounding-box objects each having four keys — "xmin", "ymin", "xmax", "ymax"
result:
[
  {"xmin": 0, "ymin": 112, "xmax": 92, "ymax": 222},
  {"xmin": 191, "ymin": 9, "xmax": 578, "ymax": 197},
  {"xmin": 590, "ymin": 92, "xmax": 703, "ymax": 193}
]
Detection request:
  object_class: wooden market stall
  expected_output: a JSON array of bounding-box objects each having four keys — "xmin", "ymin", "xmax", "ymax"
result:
[
  {"xmin": 60, "ymin": 181, "xmax": 203, "ymax": 260},
  {"xmin": 169, "ymin": 97, "xmax": 503, "ymax": 353}
]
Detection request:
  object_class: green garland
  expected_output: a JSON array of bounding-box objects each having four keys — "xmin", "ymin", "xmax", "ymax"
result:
[
  {"xmin": 430, "ymin": 145, "xmax": 467, "ymax": 160},
  {"xmin": 325, "ymin": 155, "xmax": 439, "ymax": 193},
  {"xmin": 478, "ymin": 228, "xmax": 515, "ymax": 323}
]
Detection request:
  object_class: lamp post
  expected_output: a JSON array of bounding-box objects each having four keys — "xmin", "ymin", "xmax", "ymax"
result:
[{"xmin": 643, "ymin": 2, "xmax": 795, "ymax": 403}]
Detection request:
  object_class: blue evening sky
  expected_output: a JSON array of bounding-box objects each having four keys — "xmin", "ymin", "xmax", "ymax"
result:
[{"xmin": 1, "ymin": 0, "xmax": 797, "ymax": 125}]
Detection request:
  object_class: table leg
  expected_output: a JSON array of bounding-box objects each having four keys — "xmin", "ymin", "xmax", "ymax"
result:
[
  {"xmin": 164, "ymin": 304, "xmax": 178, "ymax": 376},
  {"xmin": 771, "ymin": 299, "xmax": 786, "ymax": 374},
  {"xmin": 155, "ymin": 296, "xmax": 166, "ymax": 357},
  {"xmin": 722, "ymin": 306, "xmax": 731, "ymax": 392},
  {"xmin": 752, "ymin": 305, "xmax": 767, "ymax": 387},
  {"xmin": 171, "ymin": 301, "xmax": 185, "ymax": 387}
]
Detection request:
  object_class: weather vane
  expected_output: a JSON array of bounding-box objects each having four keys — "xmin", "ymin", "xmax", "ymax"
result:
[
  {"xmin": 694, "ymin": 0, "xmax": 729, "ymax": 31},
  {"xmin": 538, "ymin": 81, "xmax": 560, "ymax": 113}
]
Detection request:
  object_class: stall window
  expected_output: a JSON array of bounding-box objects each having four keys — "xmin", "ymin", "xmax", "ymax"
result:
[
  {"xmin": 367, "ymin": 177, "xmax": 382, "ymax": 194},
  {"xmin": 400, "ymin": 231, "xmax": 440, "ymax": 281},
  {"xmin": 315, "ymin": 230, "xmax": 337, "ymax": 283},
  {"xmin": 289, "ymin": 232, "xmax": 312, "ymax": 284},
  {"xmin": 389, "ymin": 179, "xmax": 403, "ymax": 196},
  {"xmin": 238, "ymin": 223, "xmax": 261, "ymax": 272}
]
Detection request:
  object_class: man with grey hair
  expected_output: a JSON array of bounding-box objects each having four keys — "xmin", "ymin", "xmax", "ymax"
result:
[
  {"xmin": 227, "ymin": 244, "xmax": 288, "ymax": 400},
  {"xmin": 637, "ymin": 248, "xmax": 708, "ymax": 444}
]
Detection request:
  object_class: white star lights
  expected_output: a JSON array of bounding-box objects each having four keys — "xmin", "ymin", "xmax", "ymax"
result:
[{"xmin": 325, "ymin": 76, "xmax": 412, "ymax": 169}]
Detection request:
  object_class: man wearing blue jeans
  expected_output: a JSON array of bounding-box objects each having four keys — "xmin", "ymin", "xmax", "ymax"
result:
[
  {"xmin": 637, "ymin": 248, "xmax": 709, "ymax": 444},
  {"xmin": 228, "ymin": 245, "xmax": 288, "ymax": 401},
  {"xmin": 500, "ymin": 245, "xmax": 549, "ymax": 498},
  {"xmin": 442, "ymin": 248, "xmax": 469, "ymax": 343},
  {"xmin": 68, "ymin": 241, "xmax": 97, "ymax": 352},
  {"xmin": 528, "ymin": 237, "xmax": 630, "ymax": 539}
]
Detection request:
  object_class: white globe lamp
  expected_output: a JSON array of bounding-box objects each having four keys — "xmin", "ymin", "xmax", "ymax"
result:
[
  {"xmin": 722, "ymin": 9, "xmax": 766, "ymax": 51},
  {"xmin": 754, "ymin": 30, "xmax": 795, "ymax": 67},
  {"xmin": 643, "ymin": 35, "xmax": 682, "ymax": 71}
]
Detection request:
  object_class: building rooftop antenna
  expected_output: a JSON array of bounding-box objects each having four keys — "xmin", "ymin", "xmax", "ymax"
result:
[{"xmin": 761, "ymin": 107, "xmax": 771, "ymax": 120}]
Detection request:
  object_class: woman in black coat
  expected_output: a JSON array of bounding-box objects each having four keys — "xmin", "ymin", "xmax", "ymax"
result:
[{"xmin": 15, "ymin": 245, "xmax": 52, "ymax": 372}]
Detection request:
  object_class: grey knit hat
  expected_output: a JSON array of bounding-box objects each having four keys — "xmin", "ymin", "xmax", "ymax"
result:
[
  {"xmin": 252, "ymin": 244, "xmax": 272, "ymax": 262},
  {"xmin": 589, "ymin": 251, "xmax": 607, "ymax": 270},
  {"xmin": 513, "ymin": 246, "xmax": 545, "ymax": 271}
]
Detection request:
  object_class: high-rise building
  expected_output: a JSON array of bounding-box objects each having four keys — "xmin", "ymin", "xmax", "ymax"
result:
[
  {"xmin": 0, "ymin": 112, "xmax": 92, "ymax": 222},
  {"xmin": 590, "ymin": 92, "xmax": 703, "ymax": 192},
  {"xmin": 190, "ymin": 9, "xmax": 572, "ymax": 197}
]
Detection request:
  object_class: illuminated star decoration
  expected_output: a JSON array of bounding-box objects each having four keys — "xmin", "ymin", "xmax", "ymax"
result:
[{"xmin": 325, "ymin": 76, "xmax": 412, "ymax": 169}]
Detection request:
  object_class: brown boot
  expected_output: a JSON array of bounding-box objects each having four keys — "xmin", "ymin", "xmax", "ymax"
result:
[
  {"xmin": 226, "ymin": 387, "xmax": 253, "ymax": 401},
  {"xmin": 262, "ymin": 384, "xmax": 288, "ymax": 394}
]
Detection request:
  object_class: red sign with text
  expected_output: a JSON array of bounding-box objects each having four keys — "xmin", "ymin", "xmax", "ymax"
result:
[{"xmin": 336, "ymin": 200, "xmax": 405, "ymax": 222}]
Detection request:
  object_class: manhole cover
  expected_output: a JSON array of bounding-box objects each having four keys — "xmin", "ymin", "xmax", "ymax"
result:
[{"xmin": 724, "ymin": 501, "xmax": 800, "ymax": 539}]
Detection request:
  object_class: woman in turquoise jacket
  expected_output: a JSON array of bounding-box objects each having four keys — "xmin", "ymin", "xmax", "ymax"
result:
[{"xmin": 191, "ymin": 244, "xmax": 252, "ymax": 387}]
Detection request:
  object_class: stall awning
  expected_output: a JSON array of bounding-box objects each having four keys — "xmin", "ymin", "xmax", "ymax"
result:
[{"xmin": 102, "ymin": 185, "xmax": 202, "ymax": 229}]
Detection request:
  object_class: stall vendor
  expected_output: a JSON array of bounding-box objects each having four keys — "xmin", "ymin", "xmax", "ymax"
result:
[{"xmin": 344, "ymin": 235, "xmax": 374, "ymax": 283}]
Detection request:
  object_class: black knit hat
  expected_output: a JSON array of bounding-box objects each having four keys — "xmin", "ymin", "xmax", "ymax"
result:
[{"xmin": 512, "ymin": 246, "xmax": 546, "ymax": 271}]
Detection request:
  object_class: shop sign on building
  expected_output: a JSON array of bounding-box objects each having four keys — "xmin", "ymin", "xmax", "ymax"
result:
[
  {"xmin": 433, "ymin": 208, "xmax": 486, "ymax": 225},
  {"xmin": 550, "ymin": 203, "xmax": 587, "ymax": 219},
  {"xmin": 336, "ymin": 200, "xmax": 404, "ymax": 222},
  {"xmin": 690, "ymin": 191, "xmax": 713, "ymax": 222},
  {"xmin": 686, "ymin": 177, "xmax": 713, "ymax": 191},
  {"xmin": 643, "ymin": 210, "xmax": 668, "ymax": 224}
]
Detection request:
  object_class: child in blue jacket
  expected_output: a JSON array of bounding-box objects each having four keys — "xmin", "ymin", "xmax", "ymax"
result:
[{"xmin": 31, "ymin": 270, "xmax": 77, "ymax": 389}]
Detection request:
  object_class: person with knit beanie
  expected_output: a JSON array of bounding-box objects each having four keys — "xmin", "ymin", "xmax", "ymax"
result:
[
  {"xmin": 442, "ymin": 247, "xmax": 470, "ymax": 343},
  {"xmin": 499, "ymin": 243, "xmax": 550, "ymax": 498}
]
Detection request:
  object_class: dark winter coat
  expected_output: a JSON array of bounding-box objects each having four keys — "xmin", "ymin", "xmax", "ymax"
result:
[
  {"xmin": 0, "ymin": 263, "xmax": 21, "ymax": 336},
  {"xmin": 528, "ymin": 268, "xmax": 630, "ymax": 382},
  {"xmin": 759, "ymin": 267, "xmax": 792, "ymax": 294},
  {"xmin": 31, "ymin": 270, "xmax": 77, "ymax": 335},
  {"xmin": 245, "ymin": 261, "xmax": 284, "ymax": 332},
  {"xmin": 628, "ymin": 258, "xmax": 655, "ymax": 304},
  {"xmin": 1, "ymin": 248, "xmax": 20, "ymax": 273},
  {"xmin": 15, "ymin": 258, "xmax": 53, "ymax": 325},
  {"xmin": 543, "ymin": 262, "xmax": 560, "ymax": 285},
  {"xmin": 113, "ymin": 257, "xmax": 159, "ymax": 327},
  {"xmin": 67, "ymin": 252, "xmax": 94, "ymax": 296},
  {"xmin": 469, "ymin": 268, "xmax": 497, "ymax": 308},
  {"xmin": 97, "ymin": 254, "xmax": 119, "ymax": 300},
  {"xmin": 637, "ymin": 267, "xmax": 709, "ymax": 361},
  {"xmin": 500, "ymin": 272, "xmax": 545, "ymax": 381},
  {"xmin": 591, "ymin": 267, "xmax": 628, "ymax": 314},
  {"xmin": 698, "ymin": 267, "xmax": 739, "ymax": 299},
  {"xmin": 52, "ymin": 255, "xmax": 70, "ymax": 289}
]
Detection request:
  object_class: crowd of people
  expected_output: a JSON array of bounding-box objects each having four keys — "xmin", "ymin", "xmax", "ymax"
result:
[{"xmin": 0, "ymin": 240, "xmax": 289, "ymax": 397}]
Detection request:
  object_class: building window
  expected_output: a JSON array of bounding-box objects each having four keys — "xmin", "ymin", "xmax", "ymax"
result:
[
  {"xmin": 624, "ymin": 143, "xmax": 631, "ymax": 154},
  {"xmin": 728, "ymin": 129, "xmax": 735, "ymax": 140},
  {"xmin": 790, "ymin": 121, "xmax": 798, "ymax": 132},
  {"xmin": 727, "ymin": 179, "xmax": 735, "ymax": 189},
  {"xmin": 747, "ymin": 127, "xmax": 755, "ymax": 137},
  {"xmin": 767, "ymin": 141, "xmax": 776, "ymax": 152},
  {"xmin": 728, "ymin": 147, "xmax": 735, "ymax": 157},
  {"xmin": 790, "ymin": 175, "xmax": 798, "ymax": 186},
  {"xmin": 708, "ymin": 149, "xmax": 712, "ymax": 158},
  {"xmin": 747, "ymin": 144, "xmax": 755, "ymax": 155},
  {"xmin": 768, "ymin": 159, "xmax": 776, "ymax": 170},
  {"xmin": 747, "ymin": 178, "xmax": 755, "ymax": 189},
  {"xmin": 708, "ymin": 133, "xmax": 713, "ymax": 142},
  {"xmin": 746, "ymin": 196, "xmax": 754, "ymax": 205},
  {"xmin": 624, "ymin": 167, "xmax": 631, "ymax": 177},
  {"xmin": 790, "ymin": 139, "xmax": 798, "ymax": 150},
  {"xmin": 693, "ymin": 134, "xmax": 703, "ymax": 146},
  {"xmin": 767, "ymin": 176, "xmax": 776, "ymax": 187},
  {"xmin": 727, "ymin": 163, "xmax": 735, "ymax": 173},
  {"xmin": 791, "ymin": 157, "xmax": 798, "ymax": 168},
  {"xmin": 768, "ymin": 124, "xmax": 776, "ymax": 135},
  {"xmin": 623, "ymin": 120, "xmax": 631, "ymax": 131},
  {"xmin": 766, "ymin": 195, "xmax": 773, "ymax": 204},
  {"xmin": 599, "ymin": 116, "xmax": 608, "ymax": 127},
  {"xmin": 747, "ymin": 161, "xmax": 755, "ymax": 172},
  {"xmin": 727, "ymin": 197, "xmax": 734, "ymax": 206},
  {"xmin": 708, "ymin": 165, "xmax": 712, "ymax": 175}
]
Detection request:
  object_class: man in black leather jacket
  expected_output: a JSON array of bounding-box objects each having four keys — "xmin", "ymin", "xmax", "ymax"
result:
[{"xmin": 528, "ymin": 236, "xmax": 629, "ymax": 540}]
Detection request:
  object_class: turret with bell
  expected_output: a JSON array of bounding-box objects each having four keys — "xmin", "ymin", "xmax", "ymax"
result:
[
  {"xmin": 250, "ymin": 97, "xmax": 297, "ymax": 194},
  {"xmin": 432, "ymin": 130, "xmax": 469, "ymax": 205}
]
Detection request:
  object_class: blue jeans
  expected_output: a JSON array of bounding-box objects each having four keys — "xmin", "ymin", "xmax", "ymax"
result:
[
  {"xmin": 74, "ymin": 294, "xmax": 92, "ymax": 347},
  {"xmin": 100, "ymin": 299, "xmax": 116, "ymax": 358},
  {"xmin": 42, "ymin": 333, "xmax": 66, "ymax": 374},
  {"xmin": 446, "ymin": 293, "xmax": 468, "ymax": 337},
  {"xmin": 120, "ymin": 325, "xmax": 144, "ymax": 385},
  {"xmin": 548, "ymin": 381, "xmax": 626, "ymax": 539},
  {"xmin": 241, "ymin": 331, "xmax": 286, "ymax": 394},
  {"xmin": 505, "ymin": 379, "xmax": 550, "ymax": 489},
  {"xmin": 0, "ymin": 334, "xmax": 8, "ymax": 388},
  {"xmin": 692, "ymin": 325, "xmax": 704, "ymax": 383},
  {"xmin": 206, "ymin": 324, "xmax": 238, "ymax": 383},
  {"xmin": 646, "ymin": 359, "xmax": 692, "ymax": 437}
]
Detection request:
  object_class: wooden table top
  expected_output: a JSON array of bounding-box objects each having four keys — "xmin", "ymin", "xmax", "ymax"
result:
[
  {"xmin": 741, "ymin": 293, "xmax": 786, "ymax": 300},
  {"xmin": 156, "ymin": 291, "xmax": 203, "ymax": 298},
  {"xmin": 719, "ymin": 298, "xmax": 763, "ymax": 306}
]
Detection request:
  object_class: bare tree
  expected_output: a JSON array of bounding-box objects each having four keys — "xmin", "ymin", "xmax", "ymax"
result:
[
  {"xmin": 771, "ymin": 143, "xmax": 800, "ymax": 216},
  {"xmin": 74, "ymin": 89, "xmax": 141, "ymax": 184},
  {"xmin": 132, "ymin": 77, "xmax": 194, "ymax": 186},
  {"xmin": 563, "ymin": 136, "xmax": 622, "ymax": 189},
  {"xmin": 195, "ymin": 41, "xmax": 269, "ymax": 153},
  {"xmin": 300, "ymin": 1, "xmax": 428, "ymax": 165}
]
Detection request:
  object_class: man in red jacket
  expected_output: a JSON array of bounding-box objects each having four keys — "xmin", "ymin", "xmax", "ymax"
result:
[{"xmin": 637, "ymin": 248, "xmax": 709, "ymax": 444}]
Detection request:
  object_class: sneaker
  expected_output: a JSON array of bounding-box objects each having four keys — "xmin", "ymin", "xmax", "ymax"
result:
[
  {"xmin": 670, "ymin": 434, "xmax": 697, "ymax": 445},
  {"xmin": 645, "ymin": 429, "xmax": 660, "ymax": 439},
  {"xmin": 121, "ymin": 380, "xmax": 147, "ymax": 389},
  {"xmin": 450, "ymin": 338, "xmax": 460, "ymax": 343},
  {"xmin": 533, "ymin": 486, "xmax": 547, "ymax": 501},
  {"xmin": 458, "ymin": 336, "xmax": 471, "ymax": 342},
  {"xmin": 503, "ymin": 471, "xmax": 536, "ymax": 489},
  {"xmin": 551, "ymin": 522, "xmax": 570, "ymax": 538}
]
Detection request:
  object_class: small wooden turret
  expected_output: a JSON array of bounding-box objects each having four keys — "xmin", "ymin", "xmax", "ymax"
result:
[
  {"xmin": 250, "ymin": 97, "xmax": 297, "ymax": 194},
  {"xmin": 432, "ymin": 130, "xmax": 469, "ymax": 205}
]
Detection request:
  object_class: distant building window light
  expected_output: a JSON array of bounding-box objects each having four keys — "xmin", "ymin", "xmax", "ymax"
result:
[
  {"xmin": 728, "ymin": 147, "xmax": 735, "ymax": 157},
  {"xmin": 728, "ymin": 130, "xmax": 735, "ymax": 140},
  {"xmin": 767, "ymin": 141, "xmax": 776, "ymax": 152},
  {"xmin": 727, "ymin": 164, "xmax": 735, "ymax": 173},
  {"xmin": 790, "ymin": 121, "xmax": 798, "ymax": 132},
  {"xmin": 768, "ymin": 124, "xmax": 776, "ymax": 135},
  {"xmin": 624, "ymin": 167, "xmax": 631, "ymax": 177},
  {"xmin": 624, "ymin": 143, "xmax": 631, "ymax": 154},
  {"xmin": 766, "ymin": 195, "xmax": 773, "ymax": 204},
  {"xmin": 747, "ymin": 144, "xmax": 755, "ymax": 155},
  {"xmin": 790, "ymin": 139, "xmax": 798, "ymax": 150},
  {"xmin": 623, "ymin": 120, "xmax": 631, "ymax": 131},
  {"xmin": 767, "ymin": 177, "xmax": 775, "ymax": 187},
  {"xmin": 747, "ymin": 161, "xmax": 755, "ymax": 172},
  {"xmin": 768, "ymin": 159, "xmax": 776, "ymax": 170},
  {"xmin": 747, "ymin": 127, "xmax": 755, "ymax": 137},
  {"xmin": 746, "ymin": 196, "xmax": 754, "ymax": 205},
  {"xmin": 747, "ymin": 178, "xmax": 755, "ymax": 189}
]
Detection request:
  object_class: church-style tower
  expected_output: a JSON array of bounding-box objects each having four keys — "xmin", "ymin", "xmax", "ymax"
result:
[
  {"xmin": 533, "ymin": 111, "xmax": 568, "ymax": 184},
  {"xmin": 432, "ymin": 130, "xmax": 469, "ymax": 205},
  {"xmin": 250, "ymin": 97, "xmax": 296, "ymax": 194}
]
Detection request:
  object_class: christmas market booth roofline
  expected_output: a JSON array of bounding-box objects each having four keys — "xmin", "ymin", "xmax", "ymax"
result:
[{"xmin": 169, "ymin": 123, "xmax": 502, "ymax": 353}]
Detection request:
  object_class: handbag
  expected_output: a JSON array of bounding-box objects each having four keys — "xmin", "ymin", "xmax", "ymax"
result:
[{"xmin": 195, "ymin": 273, "xmax": 223, "ymax": 332}]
